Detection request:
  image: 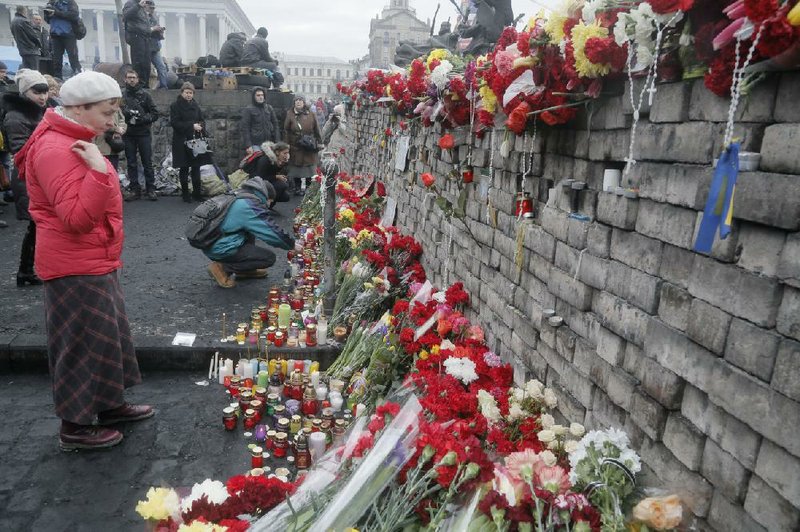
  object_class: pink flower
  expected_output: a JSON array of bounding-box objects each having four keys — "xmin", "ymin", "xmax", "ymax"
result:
[
  {"xmin": 713, "ymin": 18, "xmax": 745, "ymax": 51},
  {"xmin": 505, "ymin": 449, "xmax": 544, "ymax": 481},
  {"xmin": 467, "ymin": 325, "xmax": 485, "ymax": 343},
  {"xmin": 536, "ymin": 465, "xmax": 571, "ymax": 495}
]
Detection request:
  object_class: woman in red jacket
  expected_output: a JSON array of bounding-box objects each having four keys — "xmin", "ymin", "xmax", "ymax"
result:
[{"xmin": 15, "ymin": 71, "xmax": 153, "ymax": 451}]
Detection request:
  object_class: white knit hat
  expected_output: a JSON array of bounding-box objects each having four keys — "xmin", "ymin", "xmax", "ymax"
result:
[
  {"xmin": 15, "ymin": 69, "xmax": 47, "ymax": 95},
  {"xmin": 60, "ymin": 71, "xmax": 122, "ymax": 106}
]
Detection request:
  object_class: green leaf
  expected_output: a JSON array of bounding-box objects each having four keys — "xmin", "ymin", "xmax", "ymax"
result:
[
  {"xmin": 454, "ymin": 188, "xmax": 468, "ymax": 218},
  {"xmin": 435, "ymin": 196, "xmax": 453, "ymax": 216}
]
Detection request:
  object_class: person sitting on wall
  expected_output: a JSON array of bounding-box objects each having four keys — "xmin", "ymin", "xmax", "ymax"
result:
[
  {"xmin": 241, "ymin": 27, "xmax": 284, "ymax": 88},
  {"xmin": 204, "ymin": 176, "xmax": 294, "ymax": 289},
  {"xmin": 240, "ymin": 141, "xmax": 291, "ymax": 208},
  {"xmin": 219, "ymin": 32, "xmax": 247, "ymax": 67}
]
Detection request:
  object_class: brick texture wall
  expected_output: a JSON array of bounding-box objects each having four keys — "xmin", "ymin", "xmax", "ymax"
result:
[{"xmin": 338, "ymin": 73, "xmax": 800, "ymax": 531}]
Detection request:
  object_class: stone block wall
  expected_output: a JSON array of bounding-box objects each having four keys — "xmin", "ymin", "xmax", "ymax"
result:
[{"xmin": 339, "ymin": 73, "xmax": 800, "ymax": 531}]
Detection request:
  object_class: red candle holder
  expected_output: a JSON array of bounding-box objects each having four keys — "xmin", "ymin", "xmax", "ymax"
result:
[
  {"xmin": 223, "ymin": 407, "xmax": 237, "ymax": 431},
  {"xmin": 251, "ymin": 447, "xmax": 264, "ymax": 468},
  {"xmin": 302, "ymin": 398, "xmax": 318, "ymax": 416},
  {"xmin": 244, "ymin": 409, "xmax": 257, "ymax": 430},
  {"xmin": 223, "ymin": 375, "xmax": 232, "ymax": 387},
  {"xmin": 274, "ymin": 332, "xmax": 285, "ymax": 347},
  {"xmin": 291, "ymin": 298, "xmax": 304, "ymax": 311},
  {"xmin": 243, "ymin": 378, "xmax": 254, "ymax": 389}
]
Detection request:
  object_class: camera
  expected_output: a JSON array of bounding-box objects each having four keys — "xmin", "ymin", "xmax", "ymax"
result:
[{"xmin": 128, "ymin": 109, "xmax": 141, "ymax": 124}]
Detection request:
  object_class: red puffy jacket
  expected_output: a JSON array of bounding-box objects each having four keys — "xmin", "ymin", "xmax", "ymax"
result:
[{"xmin": 15, "ymin": 108, "xmax": 124, "ymax": 281}]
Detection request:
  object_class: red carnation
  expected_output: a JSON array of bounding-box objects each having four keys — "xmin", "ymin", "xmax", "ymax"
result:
[
  {"xmin": 384, "ymin": 127, "xmax": 393, "ymax": 137},
  {"xmin": 756, "ymin": 16, "xmax": 798, "ymax": 58},
  {"xmin": 438, "ymin": 133, "xmax": 455, "ymax": 150},
  {"xmin": 505, "ymin": 101, "xmax": 530, "ymax": 134},
  {"xmin": 649, "ymin": 0, "xmax": 694, "ymax": 14},
  {"xmin": 421, "ymin": 172, "xmax": 436, "ymax": 187},
  {"xmin": 584, "ymin": 37, "xmax": 628, "ymax": 71},
  {"xmin": 744, "ymin": 0, "xmax": 778, "ymax": 23}
]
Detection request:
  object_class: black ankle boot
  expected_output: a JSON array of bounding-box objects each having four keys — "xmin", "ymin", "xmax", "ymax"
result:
[{"xmin": 17, "ymin": 271, "xmax": 42, "ymax": 287}]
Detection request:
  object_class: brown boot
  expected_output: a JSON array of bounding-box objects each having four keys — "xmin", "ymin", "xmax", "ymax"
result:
[
  {"xmin": 236, "ymin": 269, "xmax": 268, "ymax": 279},
  {"xmin": 208, "ymin": 261, "xmax": 236, "ymax": 288},
  {"xmin": 97, "ymin": 403, "xmax": 155, "ymax": 425},
  {"xmin": 60, "ymin": 424, "xmax": 123, "ymax": 451}
]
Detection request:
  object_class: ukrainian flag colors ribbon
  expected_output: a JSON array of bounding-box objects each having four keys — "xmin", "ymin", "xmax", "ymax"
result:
[{"xmin": 694, "ymin": 143, "xmax": 739, "ymax": 253}]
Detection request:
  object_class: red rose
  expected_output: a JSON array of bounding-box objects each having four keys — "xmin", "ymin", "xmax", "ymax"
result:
[
  {"xmin": 505, "ymin": 101, "xmax": 531, "ymax": 134},
  {"xmin": 438, "ymin": 133, "xmax": 455, "ymax": 150},
  {"xmin": 649, "ymin": 0, "xmax": 694, "ymax": 14},
  {"xmin": 421, "ymin": 172, "xmax": 436, "ymax": 187}
]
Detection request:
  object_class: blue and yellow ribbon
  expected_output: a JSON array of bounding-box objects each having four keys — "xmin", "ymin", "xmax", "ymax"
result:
[{"xmin": 694, "ymin": 143, "xmax": 739, "ymax": 254}]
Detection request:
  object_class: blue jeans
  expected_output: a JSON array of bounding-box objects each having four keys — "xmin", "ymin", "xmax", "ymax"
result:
[{"xmin": 150, "ymin": 50, "xmax": 169, "ymax": 89}]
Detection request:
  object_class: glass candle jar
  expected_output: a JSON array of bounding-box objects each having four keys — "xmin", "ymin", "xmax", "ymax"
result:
[
  {"xmin": 274, "ymin": 405, "xmax": 286, "ymax": 422},
  {"xmin": 223, "ymin": 407, "xmax": 237, "ymax": 431},
  {"xmin": 290, "ymin": 414, "xmax": 302, "ymax": 435},
  {"xmin": 277, "ymin": 417, "xmax": 291, "ymax": 435},
  {"xmin": 238, "ymin": 390, "xmax": 253, "ymax": 413},
  {"xmin": 294, "ymin": 432, "xmax": 311, "ymax": 471},
  {"xmin": 235, "ymin": 326, "xmax": 246, "ymax": 345},
  {"xmin": 250, "ymin": 400, "xmax": 263, "ymax": 423},
  {"xmin": 267, "ymin": 326, "xmax": 277, "ymax": 343},
  {"xmin": 251, "ymin": 446, "xmax": 264, "ymax": 468},
  {"xmin": 273, "ymin": 432, "xmax": 288, "ymax": 458},
  {"xmin": 305, "ymin": 324, "xmax": 317, "ymax": 347},
  {"xmin": 229, "ymin": 376, "xmax": 241, "ymax": 398},
  {"xmin": 254, "ymin": 424, "xmax": 267, "ymax": 443},
  {"xmin": 244, "ymin": 408, "xmax": 257, "ymax": 430},
  {"xmin": 265, "ymin": 393, "xmax": 280, "ymax": 416},
  {"xmin": 274, "ymin": 331, "xmax": 285, "ymax": 347},
  {"xmin": 265, "ymin": 429, "xmax": 277, "ymax": 450},
  {"xmin": 302, "ymin": 385, "xmax": 318, "ymax": 417},
  {"xmin": 255, "ymin": 387, "xmax": 267, "ymax": 402}
]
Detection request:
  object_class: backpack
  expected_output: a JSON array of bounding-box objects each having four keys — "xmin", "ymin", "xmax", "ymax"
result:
[
  {"xmin": 184, "ymin": 191, "xmax": 258, "ymax": 250},
  {"xmin": 73, "ymin": 17, "xmax": 87, "ymax": 40}
]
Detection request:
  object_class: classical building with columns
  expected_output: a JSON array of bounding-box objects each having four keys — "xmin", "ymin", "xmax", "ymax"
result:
[
  {"xmin": 368, "ymin": 0, "xmax": 429, "ymax": 69},
  {"xmin": 0, "ymin": 0, "xmax": 255, "ymax": 67}
]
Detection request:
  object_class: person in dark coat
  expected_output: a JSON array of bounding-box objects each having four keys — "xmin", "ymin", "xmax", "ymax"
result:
[
  {"xmin": 43, "ymin": 0, "xmax": 81, "ymax": 80},
  {"xmin": 219, "ymin": 32, "xmax": 247, "ymax": 67},
  {"xmin": 169, "ymin": 82, "xmax": 205, "ymax": 202},
  {"xmin": 2, "ymin": 69, "xmax": 48, "ymax": 286},
  {"xmin": 241, "ymin": 28, "xmax": 284, "ymax": 88},
  {"xmin": 283, "ymin": 95, "xmax": 321, "ymax": 194},
  {"xmin": 121, "ymin": 69, "xmax": 158, "ymax": 201},
  {"xmin": 241, "ymin": 141, "xmax": 291, "ymax": 207},
  {"xmin": 11, "ymin": 6, "xmax": 42, "ymax": 71},
  {"xmin": 32, "ymin": 13, "xmax": 53, "ymax": 76},
  {"xmin": 241, "ymin": 87, "xmax": 280, "ymax": 155},
  {"xmin": 123, "ymin": 0, "xmax": 161, "ymax": 87}
]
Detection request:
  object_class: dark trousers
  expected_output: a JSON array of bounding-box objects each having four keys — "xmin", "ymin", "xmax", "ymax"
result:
[
  {"xmin": 20, "ymin": 54, "xmax": 39, "ymax": 70},
  {"xmin": 123, "ymin": 133, "xmax": 154, "ymax": 192},
  {"xmin": 51, "ymin": 34, "xmax": 81, "ymax": 79},
  {"xmin": 130, "ymin": 38, "xmax": 151, "ymax": 87},
  {"xmin": 105, "ymin": 154, "xmax": 120, "ymax": 171},
  {"xmin": 18, "ymin": 220, "xmax": 36, "ymax": 274},
  {"xmin": 247, "ymin": 61, "xmax": 284, "ymax": 87},
  {"xmin": 179, "ymin": 166, "xmax": 202, "ymax": 199},
  {"xmin": 219, "ymin": 239, "xmax": 276, "ymax": 274}
]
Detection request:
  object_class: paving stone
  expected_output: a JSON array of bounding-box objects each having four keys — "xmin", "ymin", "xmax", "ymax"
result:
[
  {"xmin": 761, "ymin": 124, "xmax": 800, "ymax": 174},
  {"xmin": 772, "ymin": 339, "xmax": 800, "ymax": 403},
  {"xmin": 592, "ymin": 290, "xmax": 651, "ymax": 347},
  {"xmin": 658, "ymin": 283, "xmax": 692, "ymax": 332},
  {"xmin": 635, "ymin": 199, "xmax": 697, "ymax": 250},
  {"xmin": 755, "ymin": 439, "xmax": 800, "ymax": 508},
  {"xmin": 685, "ymin": 299, "xmax": 732, "ymax": 355},
  {"xmin": 688, "ymin": 256, "xmax": 782, "ymax": 328},
  {"xmin": 777, "ymin": 286, "xmax": 800, "ymax": 342},
  {"xmin": 586, "ymin": 222, "xmax": 612, "ymax": 258},
  {"xmin": 644, "ymin": 319, "xmax": 716, "ymax": 393},
  {"xmin": 604, "ymin": 259, "xmax": 661, "ymax": 314},
  {"xmin": 609, "ymin": 228, "xmax": 664, "ymax": 275},
  {"xmin": 724, "ymin": 318, "xmax": 781, "ymax": 383},
  {"xmin": 663, "ymin": 413, "xmax": 705, "ymax": 471},
  {"xmin": 736, "ymin": 223, "xmax": 786, "ymax": 277},
  {"xmin": 701, "ymin": 439, "xmax": 751, "ymax": 503},
  {"xmin": 625, "ymin": 344, "xmax": 685, "ymax": 410},
  {"xmin": 629, "ymin": 388, "xmax": 668, "ymax": 440},
  {"xmin": 637, "ymin": 162, "xmax": 709, "ymax": 210},
  {"xmin": 744, "ymin": 475, "xmax": 800, "ymax": 532}
]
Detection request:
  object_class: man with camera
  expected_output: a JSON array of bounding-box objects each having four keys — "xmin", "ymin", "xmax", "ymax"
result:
[
  {"xmin": 43, "ymin": 0, "xmax": 81, "ymax": 80},
  {"xmin": 121, "ymin": 69, "xmax": 159, "ymax": 201},
  {"xmin": 123, "ymin": 0, "xmax": 164, "ymax": 87}
]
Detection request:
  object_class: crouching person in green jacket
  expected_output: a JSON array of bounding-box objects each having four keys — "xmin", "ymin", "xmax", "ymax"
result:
[{"xmin": 204, "ymin": 177, "xmax": 295, "ymax": 288}]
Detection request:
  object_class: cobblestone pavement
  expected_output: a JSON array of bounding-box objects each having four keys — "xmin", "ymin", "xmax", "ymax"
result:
[
  {"xmin": 0, "ymin": 193, "xmax": 301, "ymax": 345},
  {"xmin": 0, "ymin": 372, "xmax": 252, "ymax": 531}
]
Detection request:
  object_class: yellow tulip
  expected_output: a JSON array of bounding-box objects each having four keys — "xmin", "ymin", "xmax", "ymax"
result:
[{"xmin": 789, "ymin": 1, "xmax": 800, "ymax": 26}]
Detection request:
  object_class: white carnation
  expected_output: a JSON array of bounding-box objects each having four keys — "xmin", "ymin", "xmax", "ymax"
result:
[
  {"xmin": 570, "ymin": 422, "xmax": 586, "ymax": 438},
  {"xmin": 508, "ymin": 403, "xmax": 526, "ymax": 420},
  {"xmin": 430, "ymin": 60, "xmax": 453, "ymax": 89},
  {"xmin": 525, "ymin": 379, "xmax": 545, "ymax": 400},
  {"xmin": 181, "ymin": 479, "xmax": 229, "ymax": 512},
  {"xmin": 443, "ymin": 356, "xmax": 479, "ymax": 385},
  {"xmin": 477, "ymin": 390, "xmax": 502, "ymax": 423},
  {"xmin": 540, "ymin": 450, "xmax": 558, "ymax": 467},
  {"xmin": 564, "ymin": 440, "xmax": 579, "ymax": 454},
  {"xmin": 544, "ymin": 388, "xmax": 558, "ymax": 409},
  {"xmin": 538, "ymin": 429, "xmax": 556, "ymax": 443},
  {"xmin": 541, "ymin": 413, "xmax": 555, "ymax": 429}
]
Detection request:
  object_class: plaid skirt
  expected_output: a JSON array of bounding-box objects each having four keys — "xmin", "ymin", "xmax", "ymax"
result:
[{"xmin": 44, "ymin": 271, "xmax": 141, "ymax": 425}]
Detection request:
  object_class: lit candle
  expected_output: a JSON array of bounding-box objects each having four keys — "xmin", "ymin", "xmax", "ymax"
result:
[{"xmin": 310, "ymin": 371, "xmax": 320, "ymax": 388}]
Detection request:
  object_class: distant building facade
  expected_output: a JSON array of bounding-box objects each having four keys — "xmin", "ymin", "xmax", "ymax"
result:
[
  {"xmin": 275, "ymin": 52, "xmax": 353, "ymax": 101},
  {"xmin": 1, "ymin": 0, "xmax": 254, "ymax": 68},
  {"xmin": 368, "ymin": 0, "xmax": 429, "ymax": 69}
]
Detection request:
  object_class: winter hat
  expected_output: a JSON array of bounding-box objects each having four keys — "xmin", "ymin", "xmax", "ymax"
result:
[
  {"xmin": 60, "ymin": 71, "xmax": 122, "ymax": 106},
  {"xmin": 181, "ymin": 82, "xmax": 195, "ymax": 91},
  {"xmin": 240, "ymin": 176, "xmax": 276, "ymax": 201},
  {"xmin": 0, "ymin": 61, "xmax": 7, "ymax": 70},
  {"xmin": 15, "ymin": 69, "xmax": 48, "ymax": 95}
]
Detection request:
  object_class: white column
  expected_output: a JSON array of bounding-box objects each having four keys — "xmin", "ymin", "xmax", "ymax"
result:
[
  {"xmin": 95, "ymin": 11, "xmax": 106, "ymax": 63},
  {"xmin": 218, "ymin": 15, "xmax": 226, "ymax": 51},
  {"xmin": 198, "ymin": 14, "xmax": 207, "ymax": 57},
  {"xmin": 159, "ymin": 13, "xmax": 167, "ymax": 56},
  {"xmin": 178, "ymin": 13, "xmax": 187, "ymax": 64},
  {"xmin": 76, "ymin": 9, "xmax": 86, "ymax": 64}
]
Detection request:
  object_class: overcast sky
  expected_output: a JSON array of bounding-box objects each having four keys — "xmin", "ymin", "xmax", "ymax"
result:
[{"xmin": 236, "ymin": 0, "xmax": 561, "ymax": 61}]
